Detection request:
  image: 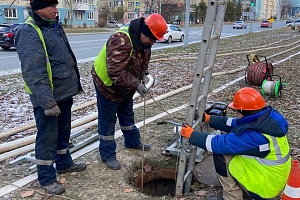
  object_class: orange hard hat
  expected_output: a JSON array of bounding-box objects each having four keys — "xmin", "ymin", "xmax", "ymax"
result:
[
  {"xmin": 145, "ymin": 13, "xmax": 167, "ymax": 41},
  {"xmin": 228, "ymin": 87, "xmax": 266, "ymax": 111}
]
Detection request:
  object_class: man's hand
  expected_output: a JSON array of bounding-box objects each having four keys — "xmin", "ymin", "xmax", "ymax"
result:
[
  {"xmin": 180, "ymin": 123, "xmax": 194, "ymax": 138},
  {"xmin": 44, "ymin": 105, "xmax": 61, "ymax": 116},
  {"xmin": 137, "ymin": 84, "xmax": 147, "ymax": 98},
  {"xmin": 202, "ymin": 113, "xmax": 211, "ymax": 123}
]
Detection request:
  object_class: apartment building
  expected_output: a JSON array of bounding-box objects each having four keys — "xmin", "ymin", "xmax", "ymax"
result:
[{"xmin": 0, "ymin": 0, "xmax": 97, "ymax": 27}]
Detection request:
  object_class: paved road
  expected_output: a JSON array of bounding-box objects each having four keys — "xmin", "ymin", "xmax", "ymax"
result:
[{"xmin": 0, "ymin": 20, "xmax": 287, "ymax": 75}]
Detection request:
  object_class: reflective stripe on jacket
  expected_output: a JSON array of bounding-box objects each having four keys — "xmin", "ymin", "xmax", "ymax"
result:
[
  {"xmin": 229, "ymin": 134, "xmax": 291, "ymax": 198},
  {"xmin": 94, "ymin": 26, "xmax": 133, "ymax": 86},
  {"xmin": 24, "ymin": 16, "xmax": 53, "ymax": 94}
]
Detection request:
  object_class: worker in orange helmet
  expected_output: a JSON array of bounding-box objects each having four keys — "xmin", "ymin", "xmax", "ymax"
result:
[
  {"xmin": 92, "ymin": 13, "xmax": 167, "ymax": 170},
  {"xmin": 181, "ymin": 87, "xmax": 291, "ymax": 200}
]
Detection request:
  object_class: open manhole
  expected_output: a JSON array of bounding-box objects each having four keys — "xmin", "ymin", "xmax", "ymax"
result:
[{"xmin": 134, "ymin": 168, "xmax": 176, "ymax": 197}]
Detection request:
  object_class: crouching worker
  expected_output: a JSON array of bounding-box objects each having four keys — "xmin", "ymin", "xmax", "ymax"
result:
[{"xmin": 180, "ymin": 87, "xmax": 291, "ymax": 200}]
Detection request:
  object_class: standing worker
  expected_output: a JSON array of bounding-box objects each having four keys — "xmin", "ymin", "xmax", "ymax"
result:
[
  {"xmin": 15, "ymin": 0, "xmax": 87, "ymax": 195},
  {"xmin": 92, "ymin": 14, "xmax": 167, "ymax": 170},
  {"xmin": 181, "ymin": 87, "xmax": 291, "ymax": 200}
]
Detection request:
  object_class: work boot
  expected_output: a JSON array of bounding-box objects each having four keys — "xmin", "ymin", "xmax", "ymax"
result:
[
  {"xmin": 104, "ymin": 159, "xmax": 121, "ymax": 170},
  {"xmin": 41, "ymin": 181, "xmax": 65, "ymax": 195},
  {"xmin": 127, "ymin": 143, "xmax": 150, "ymax": 151},
  {"xmin": 56, "ymin": 162, "xmax": 87, "ymax": 174}
]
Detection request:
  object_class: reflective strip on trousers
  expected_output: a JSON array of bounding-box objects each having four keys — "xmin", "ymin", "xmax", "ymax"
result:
[
  {"xmin": 99, "ymin": 135, "xmax": 114, "ymax": 141},
  {"xmin": 35, "ymin": 159, "xmax": 54, "ymax": 166},
  {"xmin": 120, "ymin": 125, "xmax": 135, "ymax": 131},
  {"xmin": 57, "ymin": 148, "xmax": 68, "ymax": 155},
  {"xmin": 283, "ymin": 184, "xmax": 300, "ymax": 198}
]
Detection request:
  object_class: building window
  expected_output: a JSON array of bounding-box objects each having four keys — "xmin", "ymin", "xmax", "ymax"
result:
[
  {"xmin": 128, "ymin": 2, "xmax": 134, "ymax": 8},
  {"xmin": 88, "ymin": 0, "xmax": 93, "ymax": 4},
  {"xmin": 88, "ymin": 12, "xmax": 94, "ymax": 20},
  {"xmin": 128, "ymin": 13, "xmax": 134, "ymax": 19},
  {"xmin": 66, "ymin": 11, "xmax": 72, "ymax": 19},
  {"xmin": 4, "ymin": 8, "xmax": 17, "ymax": 19},
  {"xmin": 76, "ymin": 11, "xmax": 83, "ymax": 19}
]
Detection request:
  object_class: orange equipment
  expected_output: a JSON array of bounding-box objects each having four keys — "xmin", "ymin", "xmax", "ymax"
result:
[
  {"xmin": 282, "ymin": 160, "xmax": 300, "ymax": 200},
  {"xmin": 145, "ymin": 13, "xmax": 167, "ymax": 41},
  {"xmin": 228, "ymin": 87, "xmax": 266, "ymax": 111}
]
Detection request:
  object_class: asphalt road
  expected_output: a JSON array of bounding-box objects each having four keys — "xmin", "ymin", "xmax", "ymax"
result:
[{"xmin": 0, "ymin": 20, "xmax": 287, "ymax": 75}]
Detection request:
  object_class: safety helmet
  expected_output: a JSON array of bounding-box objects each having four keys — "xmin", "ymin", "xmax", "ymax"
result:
[
  {"xmin": 228, "ymin": 87, "xmax": 266, "ymax": 111},
  {"xmin": 145, "ymin": 13, "xmax": 167, "ymax": 41}
]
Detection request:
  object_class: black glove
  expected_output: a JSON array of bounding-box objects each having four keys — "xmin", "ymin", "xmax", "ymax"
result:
[
  {"xmin": 44, "ymin": 105, "xmax": 61, "ymax": 116},
  {"xmin": 137, "ymin": 84, "xmax": 147, "ymax": 98}
]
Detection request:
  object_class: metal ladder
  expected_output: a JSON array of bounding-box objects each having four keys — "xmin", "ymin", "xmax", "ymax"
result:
[{"xmin": 175, "ymin": 0, "xmax": 228, "ymax": 197}]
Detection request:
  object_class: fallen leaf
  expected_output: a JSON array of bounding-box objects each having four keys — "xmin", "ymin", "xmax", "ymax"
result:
[
  {"xmin": 20, "ymin": 190, "xmax": 34, "ymax": 198},
  {"xmin": 124, "ymin": 188, "xmax": 134, "ymax": 193},
  {"xmin": 144, "ymin": 164, "xmax": 152, "ymax": 172},
  {"xmin": 60, "ymin": 178, "xmax": 66, "ymax": 183},
  {"xmin": 194, "ymin": 190, "xmax": 208, "ymax": 196}
]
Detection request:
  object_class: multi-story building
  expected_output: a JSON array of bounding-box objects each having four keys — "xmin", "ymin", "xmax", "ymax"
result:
[{"xmin": 0, "ymin": 0, "xmax": 97, "ymax": 27}]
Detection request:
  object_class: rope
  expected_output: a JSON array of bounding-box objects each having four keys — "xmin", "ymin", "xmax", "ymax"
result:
[
  {"xmin": 245, "ymin": 62, "xmax": 273, "ymax": 86},
  {"xmin": 141, "ymin": 94, "xmax": 146, "ymax": 192}
]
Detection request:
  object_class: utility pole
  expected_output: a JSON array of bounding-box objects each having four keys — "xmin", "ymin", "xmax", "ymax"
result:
[
  {"xmin": 249, "ymin": 1, "xmax": 254, "ymax": 33},
  {"xmin": 184, "ymin": 0, "xmax": 190, "ymax": 47},
  {"xmin": 276, "ymin": 0, "xmax": 281, "ymax": 29}
]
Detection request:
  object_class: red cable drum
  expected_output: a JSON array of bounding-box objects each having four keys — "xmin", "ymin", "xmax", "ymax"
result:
[{"xmin": 245, "ymin": 61, "xmax": 273, "ymax": 86}]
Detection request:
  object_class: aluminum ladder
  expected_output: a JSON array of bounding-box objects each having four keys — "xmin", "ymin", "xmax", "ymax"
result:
[{"xmin": 175, "ymin": 0, "xmax": 228, "ymax": 197}]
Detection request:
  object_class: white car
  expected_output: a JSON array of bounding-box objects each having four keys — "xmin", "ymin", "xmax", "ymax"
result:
[
  {"xmin": 106, "ymin": 21, "xmax": 118, "ymax": 28},
  {"xmin": 163, "ymin": 24, "xmax": 184, "ymax": 44},
  {"xmin": 233, "ymin": 20, "xmax": 247, "ymax": 29},
  {"xmin": 286, "ymin": 19, "xmax": 300, "ymax": 29}
]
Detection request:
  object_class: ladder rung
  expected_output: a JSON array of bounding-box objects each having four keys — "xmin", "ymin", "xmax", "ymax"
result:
[
  {"xmin": 184, "ymin": 169, "xmax": 192, "ymax": 181},
  {"xmin": 210, "ymin": 34, "xmax": 219, "ymax": 40},
  {"xmin": 203, "ymin": 65, "xmax": 213, "ymax": 74}
]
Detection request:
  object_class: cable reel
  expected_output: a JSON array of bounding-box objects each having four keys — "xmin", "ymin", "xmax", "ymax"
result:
[
  {"xmin": 261, "ymin": 75, "xmax": 283, "ymax": 97},
  {"xmin": 245, "ymin": 54, "xmax": 273, "ymax": 86}
]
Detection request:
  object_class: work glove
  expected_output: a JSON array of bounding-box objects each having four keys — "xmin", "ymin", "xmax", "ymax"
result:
[
  {"xmin": 202, "ymin": 113, "xmax": 211, "ymax": 123},
  {"xmin": 44, "ymin": 105, "xmax": 61, "ymax": 116},
  {"xmin": 137, "ymin": 83, "xmax": 147, "ymax": 98},
  {"xmin": 180, "ymin": 123, "xmax": 194, "ymax": 139}
]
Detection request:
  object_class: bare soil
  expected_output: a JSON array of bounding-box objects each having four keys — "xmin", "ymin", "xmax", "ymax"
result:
[{"xmin": 0, "ymin": 27, "xmax": 300, "ymax": 200}]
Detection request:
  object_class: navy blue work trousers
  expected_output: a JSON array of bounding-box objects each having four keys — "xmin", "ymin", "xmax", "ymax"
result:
[
  {"xmin": 34, "ymin": 98, "xmax": 73, "ymax": 186},
  {"xmin": 94, "ymin": 86, "xmax": 141, "ymax": 162}
]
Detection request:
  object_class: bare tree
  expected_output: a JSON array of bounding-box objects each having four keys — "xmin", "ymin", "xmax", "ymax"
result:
[{"xmin": 64, "ymin": 0, "xmax": 81, "ymax": 27}]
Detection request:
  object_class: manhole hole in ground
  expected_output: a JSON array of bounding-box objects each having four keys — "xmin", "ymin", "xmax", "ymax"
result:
[{"xmin": 134, "ymin": 168, "xmax": 176, "ymax": 197}]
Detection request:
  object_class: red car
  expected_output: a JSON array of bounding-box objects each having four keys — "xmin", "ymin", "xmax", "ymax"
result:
[{"xmin": 261, "ymin": 20, "xmax": 272, "ymax": 28}]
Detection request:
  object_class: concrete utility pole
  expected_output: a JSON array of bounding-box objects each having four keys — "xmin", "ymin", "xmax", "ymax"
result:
[
  {"xmin": 276, "ymin": 0, "xmax": 281, "ymax": 28},
  {"xmin": 184, "ymin": 0, "xmax": 190, "ymax": 47}
]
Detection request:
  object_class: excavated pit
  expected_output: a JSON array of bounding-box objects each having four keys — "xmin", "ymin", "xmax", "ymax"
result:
[{"xmin": 134, "ymin": 168, "xmax": 176, "ymax": 197}]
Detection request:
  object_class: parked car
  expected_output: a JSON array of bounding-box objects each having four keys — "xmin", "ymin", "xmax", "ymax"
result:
[
  {"xmin": 106, "ymin": 21, "xmax": 118, "ymax": 28},
  {"xmin": 163, "ymin": 24, "xmax": 184, "ymax": 44},
  {"xmin": 286, "ymin": 19, "xmax": 294, "ymax": 24},
  {"xmin": 0, "ymin": 23, "xmax": 21, "ymax": 50},
  {"xmin": 232, "ymin": 21, "xmax": 247, "ymax": 29},
  {"xmin": 286, "ymin": 19, "xmax": 300, "ymax": 29},
  {"xmin": 261, "ymin": 20, "xmax": 272, "ymax": 28}
]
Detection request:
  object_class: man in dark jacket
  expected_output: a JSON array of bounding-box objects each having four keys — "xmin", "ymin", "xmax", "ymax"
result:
[
  {"xmin": 92, "ymin": 13, "xmax": 167, "ymax": 170},
  {"xmin": 181, "ymin": 87, "xmax": 291, "ymax": 200},
  {"xmin": 15, "ymin": 0, "xmax": 87, "ymax": 195}
]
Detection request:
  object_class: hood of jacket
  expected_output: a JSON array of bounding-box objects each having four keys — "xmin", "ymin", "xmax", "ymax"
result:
[
  {"xmin": 128, "ymin": 17, "xmax": 148, "ymax": 52},
  {"xmin": 232, "ymin": 106, "xmax": 288, "ymax": 137}
]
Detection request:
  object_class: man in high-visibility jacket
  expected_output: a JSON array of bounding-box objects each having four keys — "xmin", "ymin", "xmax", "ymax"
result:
[
  {"xmin": 15, "ymin": 0, "xmax": 86, "ymax": 195},
  {"xmin": 181, "ymin": 87, "xmax": 291, "ymax": 200},
  {"xmin": 92, "ymin": 14, "xmax": 167, "ymax": 170}
]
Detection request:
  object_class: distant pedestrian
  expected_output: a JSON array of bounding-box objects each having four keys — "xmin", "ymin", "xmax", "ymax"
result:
[
  {"xmin": 92, "ymin": 13, "xmax": 167, "ymax": 170},
  {"xmin": 15, "ymin": 0, "xmax": 87, "ymax": 195}
]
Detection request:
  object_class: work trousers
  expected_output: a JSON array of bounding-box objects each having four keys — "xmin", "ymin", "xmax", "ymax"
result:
[
  {"xmin": 95, "ymin": 86, "xmax": 141, "ymax": 162},
  {"xmin": 34, "ymin": 98, "xmax": 73, "ymax": 186},
  {"xmin": 213, "ymin": 154, "xmax": 265, "ymax": 200}
]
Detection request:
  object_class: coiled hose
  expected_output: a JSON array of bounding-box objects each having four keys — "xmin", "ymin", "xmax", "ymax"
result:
[{"xmin": 245, "ymin": 62, "xmax": 273, "ymax": 86}]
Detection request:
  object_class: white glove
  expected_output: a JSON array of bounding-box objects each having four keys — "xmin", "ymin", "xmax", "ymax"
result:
[
  {"xmin": 137, "ymin": 84, "xmax": 147, "ymax": 98},
  {"xmin": 44, "ymin": 105, "xmax": 61, "ymax": 116},
  {"xmin": 143, "ymin": 75, "xmax": 148, "ymax": 84}
]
